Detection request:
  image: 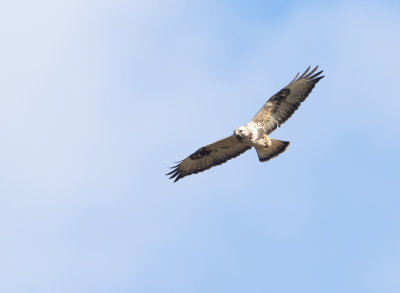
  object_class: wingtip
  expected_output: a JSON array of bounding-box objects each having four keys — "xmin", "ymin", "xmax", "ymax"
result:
[
  {"xmin": 303, "ymin": 66, "xmax": 319, "ymax": 79},
  {"xmin": 313, "ymin": 75, "xmax": 325, "ymax": 82},
  {"xmin": 169, "ymin": 163, "xmax": 180, "ymax": 169},
  {"xmin": 298, "ymin": 66, "xmax": 311, "ymax": 79},
  {"xmin": 166, "ymin": 169, "xmax": 175, "ymax": 175},
  {"xmin": 290, "ymin": 72, "xmax": 300, "ymax": 83},
  {"xmin": 174, "ymin": 175, "xmax": 183, "ymax": 183},
  {"xmin": 308, "ymin": 68, "xmax": 324, "ymax": 80}
]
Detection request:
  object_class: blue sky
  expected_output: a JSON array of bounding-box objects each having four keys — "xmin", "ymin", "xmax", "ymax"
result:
[{"xmin": 1, "ymin": 0, "xmax": 400, "ymax": 292}]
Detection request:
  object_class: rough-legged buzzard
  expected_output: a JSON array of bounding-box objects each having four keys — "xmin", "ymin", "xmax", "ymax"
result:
[{"xmin": 167, "ymin": 66, "xmax": 324, "ymax": 182}]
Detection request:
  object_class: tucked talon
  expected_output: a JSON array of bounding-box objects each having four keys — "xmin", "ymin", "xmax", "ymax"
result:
[{"xmin": 263, "ymin": 134, "xmax": 272, "ymax": 147}]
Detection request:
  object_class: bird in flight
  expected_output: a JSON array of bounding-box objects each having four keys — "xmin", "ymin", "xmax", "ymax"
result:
[{"xmin": 167, "ymin": 66, "xmax": 324, "ymax": 182}]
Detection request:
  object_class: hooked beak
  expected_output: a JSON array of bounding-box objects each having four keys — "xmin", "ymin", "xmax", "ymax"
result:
[{"xmin": 234, "ymin": 130, "xmax": 243, "ymax": 141}]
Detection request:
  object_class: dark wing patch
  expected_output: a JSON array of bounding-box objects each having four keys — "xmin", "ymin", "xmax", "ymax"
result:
[
  {"xmin": 189, "ymin": 147, "xmax": 212, "ymax": 160},
  {"xmin": 252, "ymin": 66, "xmax": 324, "ymax": 134},
  {"xmin": 269, "ymin": 88, "xmax": 291, "ymax": 102},
  {"xmin": 167, "ymin": 135, "xmax": 251, "ymax": 182}
]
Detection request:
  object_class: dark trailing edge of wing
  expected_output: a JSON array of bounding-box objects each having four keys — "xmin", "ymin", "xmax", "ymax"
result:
[{"xmin": 166, "ymin": 146, "xmax": 251, "ymax": 183}]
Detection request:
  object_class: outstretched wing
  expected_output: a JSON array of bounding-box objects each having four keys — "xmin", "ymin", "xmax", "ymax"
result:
[
  {"xmin": 167, "ymin": 135, "xmax": 251, "ymax": 182},
  {"xmin": 252, "ymin": 66, "xmax": 324, "ymax": 134}
]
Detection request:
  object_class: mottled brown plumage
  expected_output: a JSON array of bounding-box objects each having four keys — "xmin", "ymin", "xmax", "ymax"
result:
[
  {"xmin": 167, "ymin": 66, "xmax": 324, "ymax": 182},
  {"xmin": 252, "ymin": 66, "xmax": 324, "ymax": 134},
  {"xmin": 167, "ymin": 136, "xmax": 251, "ymax": 182}
]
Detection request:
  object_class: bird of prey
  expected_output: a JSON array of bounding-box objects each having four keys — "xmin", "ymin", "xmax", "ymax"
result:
[{"xmin": 167, "ymin": 66, "xmax": 324, "ymax": 182}]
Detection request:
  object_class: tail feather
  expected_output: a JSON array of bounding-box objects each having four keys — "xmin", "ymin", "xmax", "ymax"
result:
[{"xmin": 255, "ymin": 139, "xmax": 290, "ymax": 162}]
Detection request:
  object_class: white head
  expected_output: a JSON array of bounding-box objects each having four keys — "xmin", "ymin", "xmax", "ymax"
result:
[{"xmin": 234, "ymin": 125, "xmax": 250, "ymax": 139}]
